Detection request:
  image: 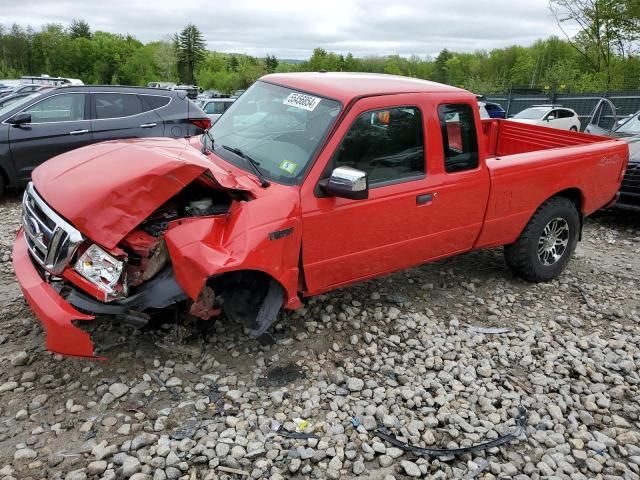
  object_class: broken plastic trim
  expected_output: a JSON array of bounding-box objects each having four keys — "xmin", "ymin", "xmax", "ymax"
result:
[
  {"xmin": 60, "ymin": 266, "xmax": 187, "ymax": 317},
  {"xmin": 375, "ymin": 406, "xmax": 528, "ymax": 457},
  {"xmin": 249, "ymin": 278, "xmax": 284, "ymax": 338}
]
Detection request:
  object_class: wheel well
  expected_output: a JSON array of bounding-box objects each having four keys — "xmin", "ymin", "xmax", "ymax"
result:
[
  {"xmin": 207, "ymin": 270, "xmax": 287, "ymax": 307},
  {"xmin": 208, "ymin": 270, "xmax": 286, "ymax": 336},
  {"xmin": 553, "ymin": 188, "xmax": 583, "ymax": 214},
  {"xmin": 550, "ymin": 188, "xmax": 585, "ymax": 239},
  {"xmin": 209, "ymin": 270, "xmax": 275, "ymax": 291}
]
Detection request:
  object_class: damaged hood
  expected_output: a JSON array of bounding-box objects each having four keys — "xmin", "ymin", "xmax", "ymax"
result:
[{"xmin": 32, "ymin": 137, "xmax": 253, "ymax": 249}]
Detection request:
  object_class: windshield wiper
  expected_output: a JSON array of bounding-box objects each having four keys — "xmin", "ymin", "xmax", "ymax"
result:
[{"xmin": 221, "ymin": 144, "xmax": 270, "ymax": 188}]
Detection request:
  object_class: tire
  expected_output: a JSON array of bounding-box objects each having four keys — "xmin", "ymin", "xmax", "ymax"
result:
[
  {"xmin": 0, "ymin": 175, "xmax": 4, "ymax": 198},
  {"xmin": 504, "ymin": 196, "xmax": 580, "ymax": 283},
  {"xmin": 570, "ymin": 126, "xmax": 578, "ymax": 131}
]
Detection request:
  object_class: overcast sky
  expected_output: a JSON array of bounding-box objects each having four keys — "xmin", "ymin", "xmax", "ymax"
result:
[{"xmin": 2, "ymin": 0, "xmax": 570, "ymax": 59}]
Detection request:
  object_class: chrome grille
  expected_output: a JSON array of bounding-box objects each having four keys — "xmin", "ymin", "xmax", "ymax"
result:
[{"xmin": 22, "ymin": 182, "xmax": 84, "ymax": 275}]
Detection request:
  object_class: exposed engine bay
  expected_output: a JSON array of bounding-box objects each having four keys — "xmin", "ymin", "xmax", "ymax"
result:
[
  {"xmin": 119, "ymin": 180, "xmax": 239, "ymax": 291},
  {"xmin": 61, "ymin": 175, "xmax": 284, "ymax": 344},
  {"xmin": 60, "ymin": 177, "xmax": 248, "ymax": 324}
]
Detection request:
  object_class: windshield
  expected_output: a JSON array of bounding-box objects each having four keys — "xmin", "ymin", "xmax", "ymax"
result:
[
  {"xmin": 206, "ymin": 81, "xmax": 341, "ymax": 185},
  {"xmin": 513, "ymin": 107, "xmax": 547, "ymax": 120},
  {"xmin": 616, "ymin": 114, "xmax": 640, "ymax": 135},
  {"xmin": 0, "ymin": 93, "xmax": 39, "ymax": 118}
]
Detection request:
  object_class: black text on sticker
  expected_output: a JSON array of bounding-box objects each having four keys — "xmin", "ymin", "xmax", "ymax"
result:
[{"xmin": 284, "ymin": 93, "xmax": 321, "ymax": 111}]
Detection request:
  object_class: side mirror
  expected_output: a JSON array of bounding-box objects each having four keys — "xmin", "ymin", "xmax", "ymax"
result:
[
  {"xmin": 8, "ymin": 112, "xmax": 31, "ymax": 126},
  {"xmin": 321, "ymin": 166, "xmax": 368, "ymax": 200}
]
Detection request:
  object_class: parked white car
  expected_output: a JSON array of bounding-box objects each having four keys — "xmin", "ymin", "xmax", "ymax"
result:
[
  {"xmin": 511, "ymin": 105, "xmax": 581, "ymax": 131},
  {"xmin": 201, "ymin": 98, "xmax": 235, "ymax": 124}
]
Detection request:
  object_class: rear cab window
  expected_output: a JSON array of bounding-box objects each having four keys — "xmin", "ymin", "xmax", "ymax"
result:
[{"xmin": 438, "ymin": 103, "xmax": 479, "ymax": 173}]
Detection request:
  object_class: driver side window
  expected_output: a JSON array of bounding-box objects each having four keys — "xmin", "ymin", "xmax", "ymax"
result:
[
  {"xmin": 22, "ymin": 94, "xmax": 86, "ymax": 123},
  {"xmin": 332, "ymin": 106, "xmax": 425, "ymax": 186}
]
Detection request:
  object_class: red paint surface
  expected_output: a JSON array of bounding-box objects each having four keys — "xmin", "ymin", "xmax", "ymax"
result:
[
  {"xmin": 15, "ymin": 73, "xmax": 629, "ymax": 357},
  {"xmin": 13, "ymin": 229, "xmax": 97, "ymax": 358}
]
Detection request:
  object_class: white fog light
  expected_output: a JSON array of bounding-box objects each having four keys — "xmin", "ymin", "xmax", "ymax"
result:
[{"xmin": 74, "ymin": 244, "xmax": 123, "ymax": 294}]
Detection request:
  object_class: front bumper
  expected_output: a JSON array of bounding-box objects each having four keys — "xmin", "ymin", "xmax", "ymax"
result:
[{"xmin": 13, "ymin": 229, "xmax": 98, "ymax": 358}]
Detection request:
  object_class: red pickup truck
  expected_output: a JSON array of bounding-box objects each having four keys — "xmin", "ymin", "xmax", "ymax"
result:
[{"xmin": 13, "ymin": 73, "xmax": 628, "ymax": 358}]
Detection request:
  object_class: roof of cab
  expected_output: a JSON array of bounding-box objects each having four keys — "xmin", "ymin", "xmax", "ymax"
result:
[{"xmin": 261, "ymin": 72, "xmax": 469, "ymax": 104}]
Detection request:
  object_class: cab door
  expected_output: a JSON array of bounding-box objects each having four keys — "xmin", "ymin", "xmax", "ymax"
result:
[
  {"xmin": 300, "ymin": 94, "xmax": 490, "ymax": 294},
  {"xmin": 585, "ymin": 98, "xmax": 618, "ymax": 135},
  {"xmin": 7, "ymin": 92, "xmax": 91, "ymax": 182}
]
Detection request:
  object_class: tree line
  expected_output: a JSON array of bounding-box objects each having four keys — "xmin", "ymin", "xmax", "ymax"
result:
[{"xmin": 0, "ymin": 0, "xmax": 638, "ymax": 94}]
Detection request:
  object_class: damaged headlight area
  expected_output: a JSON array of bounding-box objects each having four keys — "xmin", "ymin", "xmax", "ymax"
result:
[{"xmin": 74, "ymin": 244, "xmax": 124, "ymax": 297}]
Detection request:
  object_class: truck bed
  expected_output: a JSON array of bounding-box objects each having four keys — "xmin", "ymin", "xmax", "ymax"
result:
[
  {"xmin": 481, "ymin": 119, "xmax": 606, "ymax": 156},
  {"xmin": 475, "ymin": 119, "xmax": 628, "ymax": 249}
]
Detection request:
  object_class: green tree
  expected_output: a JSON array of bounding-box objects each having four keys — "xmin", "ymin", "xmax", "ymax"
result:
[
  {"xmin": 69, "ymin": 19, "xmax": 91, "ymax": 39},
  {"xmin": 176, "ymin": 24, "xmax": 206, "ymax": 84},
  {"xmin": 264, "ymin": 54, "xmax": 278, "ymax": 73},
  {"xmin": 550, "ymin": 0, "xmax": 640, "ymax": 87}
]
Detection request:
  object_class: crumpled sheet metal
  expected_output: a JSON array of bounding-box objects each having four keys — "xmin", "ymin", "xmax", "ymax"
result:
[
  {"xmin": 31, "ymin": 138, "xmax": 253, "ymax": 250},
  {"xmin": 375, "ymin": 406, "xmax": 529, "ymax": 458}
]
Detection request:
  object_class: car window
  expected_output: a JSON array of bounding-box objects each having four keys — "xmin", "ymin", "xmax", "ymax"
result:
[
  {"xmin": 94, "ymin": 93, "xmax": 143, "ymax": 119},
  {"xmin": 557, "ymin": 109, "xmax": 574, "ymax": 118},
  {"xmin": 204, "ymin": 102, "xmax": 227, "ymax": 115},
  {"xmin": 22, "ymin": 93, "xmax": 86, "ymax": 123},
  {"xmin": 616, "ymin": 114, "xmax": 640, "ymax": 134},
  {"xmin": 333, "ymin": 106, "xmax": 425, "ymax": 185},
  {"xmin": 438, "ymin": 104, "xmax": 479, "ymax": 173},
  {"xmin": 513, "ymin": 107, "xmax": 547, "ymax": 120},
  {"xmin": 140, "ymin": 95, "xmax": 170, "ymax": 112}
]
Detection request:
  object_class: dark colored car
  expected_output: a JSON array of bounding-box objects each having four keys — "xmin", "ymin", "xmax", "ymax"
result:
[
  {"xmin": 12, "ymin": 84, "xmax": 50, "ymax": 95},
  {"xmin": 611, "ymin": 111, "xmax": 640, "ymax": 211},
  {"xmin": 484, "ymin": 101, "xmax": 506, "ymax": 119},
  {"xmin": 0, "ymin": 85, "xmax": 210, "ymax": 195},
  {"xmin": 0, "ymin": 93, "xmax": 37, "ymax": 109}
]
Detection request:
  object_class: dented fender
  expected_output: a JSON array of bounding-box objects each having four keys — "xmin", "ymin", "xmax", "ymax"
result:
[{"xmin": 165, "ymin": 184, "xmax": 303, "ymax": 309}]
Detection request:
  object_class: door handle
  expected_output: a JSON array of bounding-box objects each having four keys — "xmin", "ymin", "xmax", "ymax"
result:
[
  {"xmin": 140, "ymin": 123, "xmax": 157, "ymax": 128},
  {"xmin": 69, "ymin": 129, "xmax": 89, "ymax": 135},
  {"xmin": 416, "ymin": 193, "xmax": 435, "ymax": 205}
]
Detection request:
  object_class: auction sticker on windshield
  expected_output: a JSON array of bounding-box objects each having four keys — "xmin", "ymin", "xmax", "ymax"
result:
[
  {"xmin": 279, "ymin": 159, "xmax": 298, "ymax": 174},
  {"xmin": 283, "ymin": 93, "xmax": 321, "ymax": 111}
]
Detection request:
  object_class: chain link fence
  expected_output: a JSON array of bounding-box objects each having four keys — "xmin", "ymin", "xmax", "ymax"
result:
[{"xmin": 485, "ymin": 91, "xmax": 640, "ymax": 131}]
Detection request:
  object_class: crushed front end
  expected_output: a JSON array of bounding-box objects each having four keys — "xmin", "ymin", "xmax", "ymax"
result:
[{"xmin": 13, "ymin": 181, "xmax": 227, "ymax": 358}]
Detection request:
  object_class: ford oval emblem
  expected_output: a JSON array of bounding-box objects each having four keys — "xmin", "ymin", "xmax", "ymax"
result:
[{"xmin": 27, "ymin": 218, "xmax": 43, "ymax": 242}]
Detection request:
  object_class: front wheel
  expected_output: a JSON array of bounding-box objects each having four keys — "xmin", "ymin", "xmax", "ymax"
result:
[{"xmin": 504, "ymin": 197, "xmax": 580, "ymax": 282}]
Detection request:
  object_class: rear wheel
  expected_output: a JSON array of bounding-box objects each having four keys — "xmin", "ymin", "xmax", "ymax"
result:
[
  {"xmin": 504, "ymin": 197, "xmax": 580, "ymax": 282},
  {"xmin": 570, "ymin": 126, "xmax": 578, "ymax": 131},
  {"xmin": 0, "ymin": 174, "xmax": 5, "ymax": 198}
]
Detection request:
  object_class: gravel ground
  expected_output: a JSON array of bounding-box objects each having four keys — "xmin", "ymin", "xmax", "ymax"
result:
[{"xmin": 0, "ymin": 193, "xmax": 639, "ymax": 480}]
